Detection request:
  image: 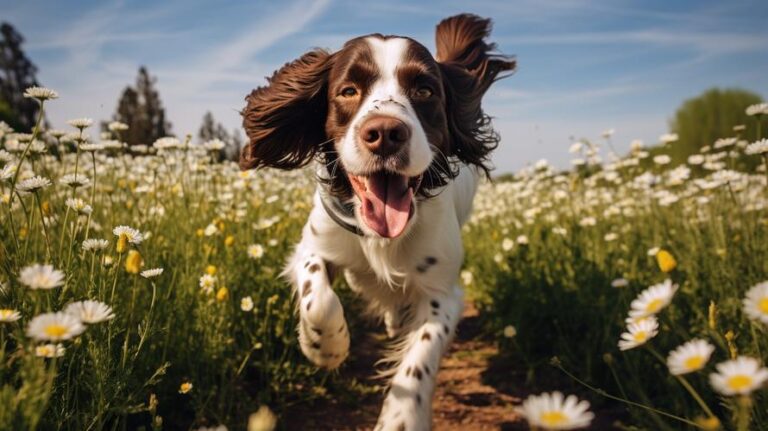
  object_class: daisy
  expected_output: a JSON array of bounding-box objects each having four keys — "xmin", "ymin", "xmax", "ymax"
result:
[
  {"xmin": 60, "ymin": 173, "xmax": 91, "ymax": 188},
  {"xmin": 241, "ymin": 296, "xmax": 254, "ymax": 312},
  {"xmin": 461, "ymin": 270, "xmax": 473, "ymax": 286},
  {"xmin": 17, "ymin": 176, "xmax": 52, "ymax": 193},
  {"xmin": 23, "ymin": 86, "xmax": 58, "ymax": 101},
  {"xmin": 746, "ymin": 139, "xmax": 768, "ymax": 156},
  {"xmin": 745, "ymin": 103, "xmax": 768, "ymax": 116},
  {"xmin": 19, "ymin": 264, "xmax": 65, "ymax": 290},
  {"xmin": 0, "ymin": 309, "xmax": 21, "ymax": 323},
  {"xmin": 516, "ymin": 235, "xmax": 529, "ymax": 245},
  {"xmin": 667, "ymin": 339, "xmax": 715, "ymax": 375},
  {"xmin": 743, "ymin": 281, "xmax": 768, "ymax": 324},
  {"xmin": 82, "ymin": 238, "xmax": 109, "ymax": 252},
  {"xmin": 48, "ymin": 129, "xmax": 68, "ymax": 139},
  {"xmin": 628, "ymin": 279, "xmax": 678, "ymax": 319},
  {"xmin": 65, "ymin": 198, "xmax": 92, "ymax": 215},
  {"xmin": 0, "ymin": 164, "xmax": 16, "ymax": 181},
  {"xmin": 26, "ymin": 312, "xmax": 85, "ymax": 341},
  {"xmin": 247, "ymin": 244, "xmax": 265, "ymax": 259},
  {"xmin": 517, "ymin": 391, "xmax": 594, "ymax": 430},
  {"xmin": 64, "ymin": 300, "xmax": 115, "ymax": 324},
  {"xmin": 659, "ymin": 133, "xmax": 679, "ymax": 144},
  {"xmin": 618, "ymin": 316, "xmax": 659, "ymax": 351},
  {"xmin": 80, "ymin": 143, "xmax": 104, "ymax": 152},
  {"xmin": 200, "ymin": 274, "xmax": 216, "ymax": 294},
  {"xmin": 709, "ymin": 356, "xmax": 768, "ymax": 396},
  {"xmin": 141, "ymin": 268, "xmax": 164, "ymax": 279},
  {"xmin": 653, "ymin": 155, "xmax": 671, "ymax": 165},
  {"xmin": 204, "ymin": 139, "xmax": 226, "ymax": 151},
  {"xmin": 113, "ymin": 225, "xmax": 144, "ymax": 245},
  {"xmin": 611, "ymin": 278, "xmax": 629, "ymax": 288},
  {"xmin": 501, "ymin": 238, "xmax": 514, "ymax": 251},
  {"xmin": 35, "ymin": 343, "xmax": 66, "ymax": 358},
  {"xmin": 67, "ymin": 117, "xmax": 94, "ymax": 130},
  {"xmin": 153, "ymin": 137, "xmax": 181, "ymax": 150},
  {"xmin": 107, "ymin": 121, "xmax": 129, "ymax": 132}
]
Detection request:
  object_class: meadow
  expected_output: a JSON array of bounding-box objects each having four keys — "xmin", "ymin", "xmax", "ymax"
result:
[{"xmin": 1, "ymin": 88, "xmax": 767, "ymax": 430}]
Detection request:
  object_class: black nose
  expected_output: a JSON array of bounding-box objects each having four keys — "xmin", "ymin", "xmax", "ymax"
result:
[{"xmin": 358, "ymin": 116, "xmax": 411, "ymax": 157}]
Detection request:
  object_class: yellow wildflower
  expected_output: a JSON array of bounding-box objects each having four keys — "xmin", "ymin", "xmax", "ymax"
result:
[
  {"xmin": 708, "ymin": 301, "xmax": 717, "ymax": 331},
  {"xmin": 206, "ymin": 265, "xmax": 217, "ymax": 276},
  {"xmin": 179, "ymin": 382, "xmax": 192, "ymax": 394},
  {"xmin": 116, "ymin": 235, "xmax": 128, "ymax": 253},
  {"xmin": 694, "ymin": 416, "xmax": 721, "ymax": 430},
  {"xmin": 196, "ymin": 228, "xmax": 204, "ymax": 237},
  {"xmin": 725, "ymin": 330, "xmax": 738, "ymax": 359},
  {"xmin": 656, "ymin": 249, "xmax": 677, "ymax": 273},
  {"xmin": 125, "ymin": 250, "xmax": 143, "ymax": 274},
  {"xmin": 216, "ymin": 286, "xmax": 229, "ymax": 302},
  {"xmin": 41, "ymin": 201, "xmax": 51, "ymax": 216},
  {"xmin": 225, "ymin": 235, "xmax": 235, "ymax": 247}
]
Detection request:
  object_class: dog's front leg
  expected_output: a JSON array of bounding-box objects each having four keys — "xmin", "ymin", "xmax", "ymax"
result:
[
  {"xmin": 286, "ymin": 230, "xmax": 350, "ymax": 369},
  {"xmin": 375, "ymin": 286, "xmax": 464, "ymax": 431}
]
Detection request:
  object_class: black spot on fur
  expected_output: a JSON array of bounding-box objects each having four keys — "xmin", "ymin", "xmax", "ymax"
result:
[
  {"xmin": 424, "ymin": 365, "xmax": 431, "ymax": 375},
  {"xmin": 302, "ymin": 280, "xmax": 312, "ymax": 296},
  {"xmin": 416, "ymin": 394, "xmax": 422, "ymax": 405},
  {"xmin": 421, "ymin": 332, "xmax": 431, "ymax": 341},
  {"xmin": 414, "ymin": 367, "xmax": 423, "ymax": 380},
  {"xmin": 304, "ymin": 261, "xmax": 310, "ymax": 268},
  {"xmin": 405, "ymin": 366, "xmax": 412, "ymax": 377},
  {"xmin": 425, "ymin": 256, "xmax": 437, "ymax": 265},
  {"xmin": 306, "ymin": 300, "xmax": 312, "ymax": 311},
  {"xmin": 430, "ymin": 300, "xmax": 440, "ymax": 309},
  {"xmin": 443, "ymin": 324, "xmax": 450, "ymax": 334},
  {"xmin": 313, "ymin": 327, "xmax": 323, "ymax": 336},
  {"xmin": 431, "ymin": 310, "xmax": 438, "ymax": 316},
  {"xmin": 308, "ymin": 263, "xmax": 320, "ymax": 273},
  {"xmin": 416, "ymin": 264, "xmax": 428, "ymax": 273},
  {"xmin": 311, "ymin": 342, "xmax": 320, "ymax": 349}
]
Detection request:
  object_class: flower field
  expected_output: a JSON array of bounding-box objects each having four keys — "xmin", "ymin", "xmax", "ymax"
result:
[{"xmin": 1, "ymin": 89, "xmax": 768, "ymax": 430}]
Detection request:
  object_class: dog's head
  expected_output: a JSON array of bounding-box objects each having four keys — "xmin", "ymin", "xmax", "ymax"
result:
[{"xmin": 240, "ymin": 14, "xmax": 515, "ymax": 238}]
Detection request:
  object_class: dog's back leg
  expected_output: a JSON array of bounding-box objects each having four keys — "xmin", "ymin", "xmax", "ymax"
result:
[
  {"xmin": 375, "ymin": 285, "xmax": 464, "ymax": 431},
  {"xmin": 285, "ymin": 226, "xmax": 350, "ymax": 369}
]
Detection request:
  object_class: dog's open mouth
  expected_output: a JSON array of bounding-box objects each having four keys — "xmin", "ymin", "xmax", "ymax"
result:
[{"xmin": 348, "ymin": 172, "xmax": 422, "ymax": 238}]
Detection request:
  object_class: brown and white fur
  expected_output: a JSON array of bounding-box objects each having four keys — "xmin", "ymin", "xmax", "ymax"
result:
[{"xmin": 240, "ymin": 14, "xmax": 514, "ymax": 430}]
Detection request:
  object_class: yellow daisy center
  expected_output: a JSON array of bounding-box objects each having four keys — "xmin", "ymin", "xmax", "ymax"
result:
[
  {"xmin": 633, "ymin": 331, "xmax": 648, "ymax": 342},
  {"xmin": 540, "ymin": 411, "xmax": 568, "ymax": 427},
  {"xmin": 44, "ymin": 324, "xmax": 68, "ymax": 338},
  {"xmin": 646, "ymin": 298, "xmax": 664, "ymax": 313},
  {"xmin": 758, "ymin": 298, "xmax": 768, "ymax": 314},
  {"xmin": 726, "ymin": 375, "xmax": 753, "ymax": 391},
  {"xmin": 683, "ymin": 355, "xmax": 704, "ymax": 370}
]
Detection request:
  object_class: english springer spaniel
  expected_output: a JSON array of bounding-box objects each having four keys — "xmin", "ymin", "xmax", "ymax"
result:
[{"xmin": 240, "ymin": 13, "xmax": 514, "ymax": 430}]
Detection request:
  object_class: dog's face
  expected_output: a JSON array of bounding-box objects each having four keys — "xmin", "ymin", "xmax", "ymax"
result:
[
  {"xmin": 241, "ymin": 14, "xmax": 515, "ymax": 238},
  {"xmin": 325, "ymin": 36, "xmax": 447, "ymax": 238}
]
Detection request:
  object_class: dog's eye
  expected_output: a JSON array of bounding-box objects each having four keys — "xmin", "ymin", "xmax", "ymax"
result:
[
  {"xmin": 414, "ymin": 86, "xmax": 433, "ymax": 99},
  {"xmin": 341, "ymin": 87, "xmax": 358, "ymax": 98}
]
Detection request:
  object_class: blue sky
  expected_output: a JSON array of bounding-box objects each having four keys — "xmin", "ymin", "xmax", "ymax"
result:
[{"xmin": 5, "ymin": 0, "xmax": 768, "ymax": 172}]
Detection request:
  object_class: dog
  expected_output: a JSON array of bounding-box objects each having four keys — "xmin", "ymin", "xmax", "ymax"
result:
[{"xmin": 239, "ymin": 13, "xmax": 514, "ymax": 430}]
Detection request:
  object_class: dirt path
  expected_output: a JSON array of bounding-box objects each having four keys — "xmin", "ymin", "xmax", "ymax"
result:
[{"xmin": 283, "ymin": 303, "xmax": 525, "ymax": 430}]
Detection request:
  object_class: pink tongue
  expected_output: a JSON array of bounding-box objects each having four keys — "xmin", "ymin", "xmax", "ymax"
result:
[{"xmin": 360, "ymin": 172, "xmax": 413, "ymax": 238}]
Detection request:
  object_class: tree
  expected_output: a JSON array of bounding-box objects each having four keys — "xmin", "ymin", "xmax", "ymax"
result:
[
  {"xmin": 666, "ymin": 88, "xmax": 765, "ymax": 163},
  {"xmin": 197, "ymin": 111, "xmax": 242, "ymax": 161},
  {"xmin": 111, "ymin": 66, "xmax": 172, "ymax": 146},
  {"xmin": 0, "ymin": 22, "xmax": 44, "ymax": 131}
]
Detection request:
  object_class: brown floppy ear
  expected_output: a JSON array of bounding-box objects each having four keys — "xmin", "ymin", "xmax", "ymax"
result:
[
  {"xmin": 240, "ymin": 49, "xmax": 333, "ymax": 170},
  {"xmin": 435, "ymin": 14, "xmax": 515, "ymax": 176}
]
